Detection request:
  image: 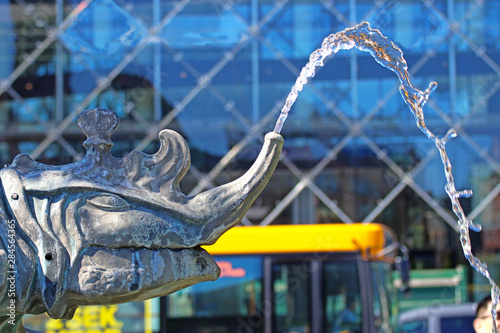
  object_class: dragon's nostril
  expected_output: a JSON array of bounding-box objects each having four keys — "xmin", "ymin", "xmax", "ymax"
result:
[
  {"xmin": 196, "ymin": 257, "xmax": 208, "ymax": 270},
  {"xmin": 45, "ymin": 253, "xmax": 53, "ymax": 261}
]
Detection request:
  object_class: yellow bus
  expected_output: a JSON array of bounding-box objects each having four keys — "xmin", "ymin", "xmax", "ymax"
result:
[{"xmin": 162, "ymin": 223, "xmax": 402, "ymax": 333}]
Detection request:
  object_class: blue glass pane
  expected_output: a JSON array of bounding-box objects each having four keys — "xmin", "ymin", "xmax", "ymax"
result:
[
  {"xmin": 61, "ymin": 0, "xmax": 148, "ymax": 55},
  {"xmin": 441, "ymin": 316, "xmax": 475, "ymax": 333},
  {"xmin": 161, "ymin": 6, "xmax": 248, "ymax": 51},
  {"xmin": 0, "ymin": 0, "xmax": 15, "ymax": 80}
]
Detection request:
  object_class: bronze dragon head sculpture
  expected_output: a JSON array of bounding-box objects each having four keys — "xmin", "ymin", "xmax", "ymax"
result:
[{"xmin": 0, "ymin": 108, "xmax": 283, "ymax": 332}]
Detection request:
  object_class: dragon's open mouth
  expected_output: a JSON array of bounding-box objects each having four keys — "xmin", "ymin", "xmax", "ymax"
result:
[{"xmin": 72, "ymin": 245, "xmax": 220, "ymax": 303}]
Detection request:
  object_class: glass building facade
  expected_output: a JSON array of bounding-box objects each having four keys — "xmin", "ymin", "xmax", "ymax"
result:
[{"xmin": 1, "ymin": 0, "xmax": 500, "ymax": 318}]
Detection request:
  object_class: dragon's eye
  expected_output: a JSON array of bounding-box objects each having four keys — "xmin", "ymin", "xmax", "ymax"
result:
[{"xmin": 86, "ymin": 194, "xmax": 130, "ymax": 211}]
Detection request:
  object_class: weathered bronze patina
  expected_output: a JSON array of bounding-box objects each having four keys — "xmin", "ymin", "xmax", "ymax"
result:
[{"xmin": 0, "ymin": 108, "xmax": 283, "ymax": 332}]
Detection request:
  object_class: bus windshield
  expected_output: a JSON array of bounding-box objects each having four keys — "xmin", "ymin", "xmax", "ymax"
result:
[
  {"xmin": 166, "ymin": 256, "xmax": 375, "ymax": 333},
  {"xmin": 164, "ymin": 224, "xmax": 399, "ymax": 333},
  {"xmin": 167, "ymin": 256, "xmax": 264, "ymax": 319}
]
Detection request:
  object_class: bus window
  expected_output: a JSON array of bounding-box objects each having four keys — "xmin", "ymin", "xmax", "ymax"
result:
[
  {"xmin": 273, "ymin": 262, "xmax": 311, "ymax": 333},
  {"xmin": 370, "ymin": 262, "xmax": 397, "ymax": 333},
  {"xmin": 322, "ymin": 261, "xmax": 362, "ymax": 333},
  {"xmin": 166, "ymin": 255, "xmax": 263, "ymax": 332}
]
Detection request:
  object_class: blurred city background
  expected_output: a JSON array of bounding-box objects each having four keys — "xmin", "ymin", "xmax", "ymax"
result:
[{"xmin": 0, "ymin": 0, "xmax": 499, "ymax": 331}]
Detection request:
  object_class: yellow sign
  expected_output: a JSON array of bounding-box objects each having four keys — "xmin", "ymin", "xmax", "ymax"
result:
[{"xmin": 45, "ymin": 305, "xmax": 123, "ymax": 333}]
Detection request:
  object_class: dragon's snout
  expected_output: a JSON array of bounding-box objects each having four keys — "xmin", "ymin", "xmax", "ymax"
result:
[{"xmin": 0, "ymin": 108, "xmax": 283, "ymax": 328}]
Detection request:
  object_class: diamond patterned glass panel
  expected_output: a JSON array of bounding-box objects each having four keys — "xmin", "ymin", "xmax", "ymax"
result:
[{"xmin": 61, "ymin": 0, "xmax": 148, "ymax": 55}]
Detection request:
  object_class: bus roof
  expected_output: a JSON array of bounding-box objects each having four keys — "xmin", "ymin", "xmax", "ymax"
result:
[{"xmin": 204, "ymin": 223, "xmax": 393, "ymax": 256}]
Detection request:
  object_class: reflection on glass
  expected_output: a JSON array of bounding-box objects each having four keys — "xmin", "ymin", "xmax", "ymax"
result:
[
  {"xmin": 399, "ymin": 319, "xmax": 427, "ymax": 333},
  {"xmin": 323, "ymin": 261, "xmax": 362, "ymax": 333}
]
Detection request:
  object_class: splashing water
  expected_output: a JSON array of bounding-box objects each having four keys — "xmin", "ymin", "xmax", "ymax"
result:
[{"xmin": 274, "ymin": 21, "xmax": 500, "ymax": 329}]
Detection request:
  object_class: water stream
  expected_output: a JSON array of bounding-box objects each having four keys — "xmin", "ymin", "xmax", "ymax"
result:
[{"xmin": 274, "ymin": 21, "xmax": 500, "ymax": 329}]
